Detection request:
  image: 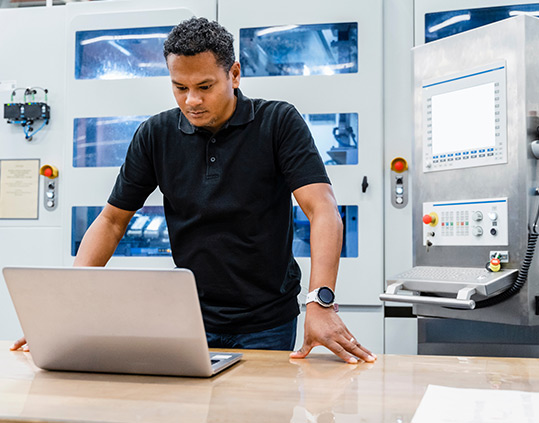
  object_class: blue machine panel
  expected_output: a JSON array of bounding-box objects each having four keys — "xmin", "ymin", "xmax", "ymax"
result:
[
  {"xmin": 239, "ymin": 22, "xmax": 358, "ymax": 77},
  {"xmin": 73, "ymin": 205, "xmax": 357, "ymax": 258},
  {"xmin": 72, "ymin": 206, "xmax": 170, "ymax": 257},
  {"xmin": 305, "ymin": 113, "xmax": 358, "ymax": 165},
  {"xmin": 73, "ymin": 116, "xmax": 148, "ymax": 167},
  {"xmin": 293, "ymin": 205, "xmax": 358, "ymax": 258},
  {"xmin": 75, "ymin": 26, "xmax": 173, "ymax": 80},
  {"xmin": 425, "ymin": 3, "xmax": 539, "ymax": 43}
]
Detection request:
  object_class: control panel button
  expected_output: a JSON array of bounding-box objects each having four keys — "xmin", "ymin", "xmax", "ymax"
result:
[
  {"xmin": 472, "ymin": 211, "xmax": 483, "ymax": 221},
  {"xmin": 40, "ymin": 164, "xmax": 59, "ymax": 211},
  {"xmin": 489, "ymin": 258, "xmax": 501, "ymax": 272},
  {"xmin": 423, "ymin": 212, "xmax": 438, "ymax": 226},
  {"xmin": 390, "ymin": 157, "xmax": 408, "ymax": 173},
  {"xmin": 39, "ymin": 164, "xmax": 58, "ymax": 179},
  {"xmin": 488, "ymin": 212, "xmax": 498, "ymax": 221},
  {"xmin": 472, "ymin": 226, "xmax": 483, "ymax": 236}
]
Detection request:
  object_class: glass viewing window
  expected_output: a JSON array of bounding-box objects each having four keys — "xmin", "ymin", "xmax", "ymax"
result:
[
  {"xmin": 304, "ymin": 113, "xmax": 358, "ymax": 165},
  {"xmin": 293, "ymin": 205, "xmax": 358, "ymax": 258},
  {"xmin": 75, "ymin": 26, "xmax": 173, "ymax": 80},
  {"xmin": 72, "ymin": 206, "xmax": 170, "ymax": 257},
  {"xmin": 73, "ymin": 116, "xmax": 148, "ymax": 167},
  {"xmin": 425, "ymin": 3, "xmax": 539, "ymax": 43},
  {"xmin": 72, "ymin": 205, "xmax": 358, "ymax": 258},
  {"xmin": 239, "ymin": 22, "xmax": 358, "ymax": 77}
]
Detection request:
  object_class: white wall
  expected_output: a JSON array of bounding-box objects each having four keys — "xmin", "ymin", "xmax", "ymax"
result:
[{"xmin": 0, "ymin": 6, "xmax": 67, "ymax": 340}]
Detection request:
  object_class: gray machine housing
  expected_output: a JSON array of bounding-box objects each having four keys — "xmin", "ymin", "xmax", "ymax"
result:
[{"xmin": 408, "ymin": 16, "xmax": 539, "ymax": 328}]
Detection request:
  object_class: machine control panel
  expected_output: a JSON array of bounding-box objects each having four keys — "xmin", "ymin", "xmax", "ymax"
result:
[
  {"xmin": 422, "ymin": 197, "xmax": 508, "ymax": 246},
  {"xmin": 390, "ymin": 157, "xmax": 409, "ymax": 208},
  {"xmin": 422, "ymin": 62, "xmax": 507, "ymax": 173},
  {"xmin": 39, "ymin": 164, "xmax": 58, "ymax": 211}
]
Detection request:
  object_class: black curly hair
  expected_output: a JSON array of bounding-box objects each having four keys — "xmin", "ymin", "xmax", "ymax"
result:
[{"xmin": 163, "ymin": 17, "xmax": 236, "ymax": 72}]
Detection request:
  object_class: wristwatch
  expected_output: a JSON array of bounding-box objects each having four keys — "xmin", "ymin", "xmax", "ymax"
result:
[{"xmin": 306, "ymin": 286, "xmax": 336, "ymax": 308}]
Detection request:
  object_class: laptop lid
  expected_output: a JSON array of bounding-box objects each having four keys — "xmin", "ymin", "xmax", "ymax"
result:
[{"xmin": 2, "ymin": 266, "xmax": 241, "ymax": 377}]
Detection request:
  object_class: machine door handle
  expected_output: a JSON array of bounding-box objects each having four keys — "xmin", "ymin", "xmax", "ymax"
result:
[
  {"xmin": 379, "ymin": 292, "xmax": 476, "ymax": 310},
  {"xmin": 361, "ymin": 176, "xmax": 369, "ymax": 193},
  {"xmin": 379, "ymin": 282, "xmax": 477, "ymax": 310}
]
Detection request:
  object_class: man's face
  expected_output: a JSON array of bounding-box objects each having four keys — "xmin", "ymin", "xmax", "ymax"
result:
[{"xmin": 167, "ymin": 51, "xmax": 241, "ymax": 133}]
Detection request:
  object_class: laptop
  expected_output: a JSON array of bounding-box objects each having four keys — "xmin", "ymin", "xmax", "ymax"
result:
[{"xmin": 2, "ymin": 266, "xmax": 242, "ymax": 377}]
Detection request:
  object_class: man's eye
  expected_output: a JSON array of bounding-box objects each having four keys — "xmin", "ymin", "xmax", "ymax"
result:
[
  {"xmin": 200, "ymin": 85, "xmax": 211, "ymax": 90},
  {"xmin": 176, "ymin": 86, "xmax": 187, "ymax": 91}
]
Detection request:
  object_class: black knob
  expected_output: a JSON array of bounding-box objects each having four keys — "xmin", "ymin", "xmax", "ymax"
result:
[{"xmin": 361, "ymin": 176, "xmax": 369, "ymax": 193}]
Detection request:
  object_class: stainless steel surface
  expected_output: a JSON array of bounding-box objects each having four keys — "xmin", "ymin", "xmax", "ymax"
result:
[
  {"xmin": 402, "ymin": 15, "xmax": 539, "ymax": 326},
  {"xmin": 381, "ymin": 16, "xmax": 539, "ymax": 331},
  {"xmin": 386, "ymin": 266, "xmax": 518, "ymax": 295},
  {"xmin": 412, "ymin": 16, "xmax": 529, "ymax": 270},
  {"xmin": 382, "ymin": 265, "xmax": 519, "ymax": 309}
]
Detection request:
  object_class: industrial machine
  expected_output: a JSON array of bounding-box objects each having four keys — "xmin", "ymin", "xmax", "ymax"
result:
[
  {"xmin": 1, "ymin": 0, "xmax": 385, "ymax": 352},
  {"xmin": 380, "ymin": 15, "xmax": 539, "ymax": 356}
]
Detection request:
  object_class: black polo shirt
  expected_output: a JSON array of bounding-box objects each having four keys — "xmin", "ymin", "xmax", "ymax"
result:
[{"xmin": 108, "ymin": 89, "xmax": 330, "ymax": 334}]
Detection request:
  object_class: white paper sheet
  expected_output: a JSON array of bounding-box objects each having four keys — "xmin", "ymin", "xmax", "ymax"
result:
[
  {"xmin": 0, "ymin": 159, "xmax": 39, "ymax": 219},
  {"xmin": 412, "ymin": 384, "xmax": 539, "ymax": 423}
]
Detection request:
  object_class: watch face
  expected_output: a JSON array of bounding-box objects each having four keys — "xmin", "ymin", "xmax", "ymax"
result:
[{"xmin": 318, "ymin": 287, "xmax": 335, "ymax": 305}]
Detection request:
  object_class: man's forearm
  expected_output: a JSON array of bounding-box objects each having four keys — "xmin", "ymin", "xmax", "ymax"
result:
[
  {"xmin": 308, "ymin": 205, "xmax": 343, "ymax": 291},
  {"xmin": 73, "ymin": 205, "xmax": 135, "ymax": 267}
]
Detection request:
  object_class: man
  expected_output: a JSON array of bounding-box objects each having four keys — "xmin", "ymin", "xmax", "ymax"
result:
[{"xmin": 12, "ymin": 17, "xmax": 375, "ymax": 364}]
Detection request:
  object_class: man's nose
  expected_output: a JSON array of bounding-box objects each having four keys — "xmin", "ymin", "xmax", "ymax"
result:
[{"xmin": 185, "ymin": 90, "xmax": 202, "ymax": 106}]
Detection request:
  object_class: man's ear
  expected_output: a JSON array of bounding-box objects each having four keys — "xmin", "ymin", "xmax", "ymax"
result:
[{"xmin": 230, "ymin": 61, "xmax": 241, "ymax": 88}]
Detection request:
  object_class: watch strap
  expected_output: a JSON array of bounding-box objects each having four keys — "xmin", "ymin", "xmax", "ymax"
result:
[{"xmin": 305, "ymin": 289, "xmax": 319, "ymax": 304}]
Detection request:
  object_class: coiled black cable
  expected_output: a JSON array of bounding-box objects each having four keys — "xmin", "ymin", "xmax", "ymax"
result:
[{"xmin": 474, "ymin": 232, "xmax": 538, "ymax": 308}]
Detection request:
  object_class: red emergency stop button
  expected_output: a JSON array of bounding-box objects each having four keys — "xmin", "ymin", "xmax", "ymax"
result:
[
  {"xmin": 390, "ymin": 157, "xmax": 408, "ymax": 173},
  {"xmin": 39, "ymin": 164, "xmax": 59, "ymax": 179},
  {"xmin": 489, "ymin": 258, "xmax": 501, "ymax": 272},
  {"xmin": 423, "ymin": 212, "xmax": 438, "ymax": 226}
]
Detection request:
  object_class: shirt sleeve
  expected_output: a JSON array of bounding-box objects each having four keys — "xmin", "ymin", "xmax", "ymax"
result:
[
  {"xmin": 275, "ymin": 104, "xmax": 331, "ymax": 192},
  {"xmin": 107, "ymin": 121, "xmax": 158, "ymax": 211}
]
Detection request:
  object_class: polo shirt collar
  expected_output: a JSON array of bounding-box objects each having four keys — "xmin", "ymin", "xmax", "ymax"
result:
[{"xmin": 178, "ymin": 88, "xmax": 254, "ymax": 134}]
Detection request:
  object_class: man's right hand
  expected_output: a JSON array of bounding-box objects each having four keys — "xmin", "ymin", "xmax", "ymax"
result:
[{"xmin": 10, "ymin": 337, "xmax": 28, "ymax": 352}]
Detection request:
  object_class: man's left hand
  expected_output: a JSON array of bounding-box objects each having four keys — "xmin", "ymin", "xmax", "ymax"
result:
[{"xmin": 289, "ymin": 303, "xmax": 377, "ymax": 364}]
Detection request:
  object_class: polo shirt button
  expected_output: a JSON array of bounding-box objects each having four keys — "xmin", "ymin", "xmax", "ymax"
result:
[
  {"xmin": 210, "ymin": 156, "xmax": 216, "ymax": 163},
  {"xmin": 211, "ymin": 138, "xmax": 216, "ymax": 144}
]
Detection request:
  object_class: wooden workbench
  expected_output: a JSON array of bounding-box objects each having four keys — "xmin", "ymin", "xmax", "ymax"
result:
[{"xmin": 1, "ymin": 340, "xmax": 539, "ymax": 422}]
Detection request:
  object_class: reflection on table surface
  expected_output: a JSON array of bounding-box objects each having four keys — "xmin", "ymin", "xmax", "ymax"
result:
[{"xmin": 1, "ymin": 340, "xmax": 539, "ymax": 422}]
